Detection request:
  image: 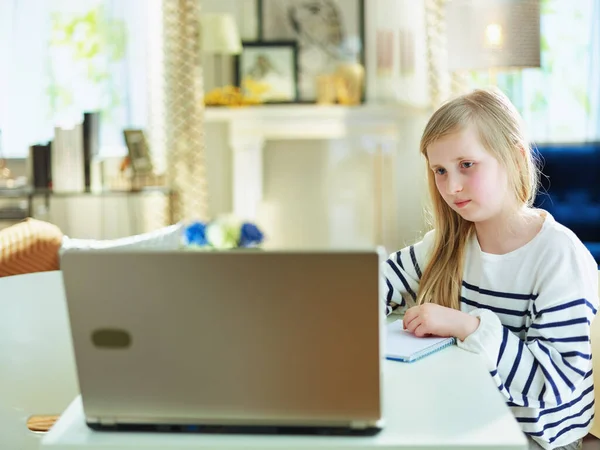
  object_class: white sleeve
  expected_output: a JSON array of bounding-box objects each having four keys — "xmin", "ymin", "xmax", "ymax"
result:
[
  {"xmin": 457, "ymin": 240, "xmax": 599, "ymax": 407},
  {"xmin": 380, "ymin": 230, "xmax": 436, "ymax": 316}
]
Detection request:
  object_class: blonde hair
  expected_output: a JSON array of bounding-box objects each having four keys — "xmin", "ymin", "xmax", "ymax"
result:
[{"xmin": 417, "ymin": 88, "xmax": 539, "ymax": 309}]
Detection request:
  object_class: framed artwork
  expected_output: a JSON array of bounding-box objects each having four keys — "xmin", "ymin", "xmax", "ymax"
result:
[
  {"xmin": 235, "ymin": 41, "xmax": 299, "ymax": 103},
  {"xmin": 123, "ymin": 129, "xmax": 153, "ymax": 175},
  {"xmin": 258, "ymin": 0, "xmax": 365, "ymax": 102}
]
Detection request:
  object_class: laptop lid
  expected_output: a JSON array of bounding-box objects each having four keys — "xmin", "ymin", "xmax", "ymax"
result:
[{"xmin": 61, "ymin": 250, "xmax": 383, "ymax": 430}]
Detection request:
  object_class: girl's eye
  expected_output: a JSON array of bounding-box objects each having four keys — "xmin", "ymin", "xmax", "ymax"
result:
[
  {"xmin": 434, "ymin": 168, "xmax": 446, "ymax": 175},
  {"xmin": 460, "ymin": 161, "xmax": 474, "ymax": 169}
]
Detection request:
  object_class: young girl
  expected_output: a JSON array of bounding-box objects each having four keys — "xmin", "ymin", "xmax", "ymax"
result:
[{"xmin": 382, "ymin": 88, "xmax": 598, "ymax": 450}]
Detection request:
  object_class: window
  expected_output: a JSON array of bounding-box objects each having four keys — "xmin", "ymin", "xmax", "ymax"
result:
[{"xmin": 0, "ymin": 0, "xmax": 148, "ymax": 158}]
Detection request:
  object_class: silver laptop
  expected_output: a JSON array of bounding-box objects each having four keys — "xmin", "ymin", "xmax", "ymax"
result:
[{"xmin": 60, "ymin": 249, "xmax": 384, "ymax": 434}]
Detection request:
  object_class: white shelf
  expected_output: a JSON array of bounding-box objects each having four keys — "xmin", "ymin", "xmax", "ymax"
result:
[{"xmin": 205, "ymin": 103, "xmax": 427, "ymax": 127}]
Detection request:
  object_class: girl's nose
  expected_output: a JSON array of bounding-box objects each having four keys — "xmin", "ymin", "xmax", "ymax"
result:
[{"xmin": 446, "ymin": 174, "xmax": 463, "ymax": 195}]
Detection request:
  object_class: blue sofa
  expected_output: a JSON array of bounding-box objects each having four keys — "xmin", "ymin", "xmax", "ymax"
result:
[{"xmin": 533, "ymin": 142, "xmax": 600, "ymax": 266}]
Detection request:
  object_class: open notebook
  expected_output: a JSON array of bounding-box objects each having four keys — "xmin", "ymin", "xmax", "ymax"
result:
[{"xmin": 386, "ymin": 320, "xmax": 456, "ymax": 363}]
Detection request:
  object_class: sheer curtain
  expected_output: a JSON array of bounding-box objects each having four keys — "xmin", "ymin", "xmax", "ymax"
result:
[{"xmin": 0, "ymin": 0, "xmax": 148, "ymax": 158}]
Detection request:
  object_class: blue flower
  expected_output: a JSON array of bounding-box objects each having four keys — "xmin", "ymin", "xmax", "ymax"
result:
[
  {"xmin": 239, "ymin": 222, "xmax": 264, "ymax": 247},
  {"xmin": 184, "ymin": 221, "xmax": 208, "ymax": 246}
]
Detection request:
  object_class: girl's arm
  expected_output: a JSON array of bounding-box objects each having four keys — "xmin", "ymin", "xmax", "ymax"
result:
[
  {"xmin": 380, "ymin": 230, "xmax": 436, "ymax": 316},
  {"xmin": 457, "ymin": 241, "xmax": 599, "ymax": 408}
]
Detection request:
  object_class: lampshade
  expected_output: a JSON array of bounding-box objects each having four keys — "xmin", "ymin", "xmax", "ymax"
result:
[
  {"xmin": 200, "ymin": 13, "xmax": 242, "ymax": 55},
  {"xmin": 445, "ymin": 0, "xmax": 541, "ymax": 71}
]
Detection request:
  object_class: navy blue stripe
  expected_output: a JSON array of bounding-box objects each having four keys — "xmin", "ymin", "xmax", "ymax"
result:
[
  {"xmin": 530, "ymin": 317, "xmax": 590, "ymax": 329},
  {"xmin": 386, "ymin": 260, "xmax": 416, "ymax": 301},
  {"xmin": 527, "ymin": 336, "xmax": 590, "ymax": 343},
  {"xmin": 461, "ymin": 297, "xmax": 529, "ymax": 317},
  {"xmin": 538, "ymin": 363, "xmax": 562, "ymax": 405},
  {"xmin": 542, "ymin": 346, "xmax": 591, "ymax": 378},
  {"xmin": 490, "ymin": 369, "xmax": 498, "ymax": 377},
  {"xmin": 497, "ymin": 327, "xmax": 509, "ymax": 366},
  {"xmin": 395, "ymin": 251, "xmax": 404, "ymax": 270},
  {"xmin": 517, "ymin": 376, "xmax": 593, "ymax": 422},
  {"xmin": 462, "ymin": 280, "xmax": 538, "ymax": 300},
  {"xmin": 525, "ymin": 400, "xmax": 595, "ymax": 437},
  {"xmin": 497, "ymin": 383, "xmax": 514, "ymax": 402},
  {"xmin": 536, "ymin": 298, "xmax": 598, "ymax": 316},
  {"xmin": 563, "ymin": 351, "xmax": 592, "ymax": 360},
  {"xmin": 538, "ymin": 384, "xmax": 546, "ymax": 409},
  {"xmin": 385, "ymin": 279, "xmax": 394, "ymax": 303},
  {"xmin": 535, "ymin": 342, "xmax": 575, "ymax": 391},
  {"xmin": 505, "ymin": 338, "xmax": 524, "ymax": 390},
  {"xmin": 505, "ymin": 324, "xmax": 528, "ymax": 333},
  {"xmin": 522, "ymin": 360, "xmax": 538, "ymax": 407},
  {"xmin": 409, "ymin": 245, "xmax": 422, "ymax": 279},
  {"xmin": 561, "ymin": 358, "xmax": 586, "ymax": 377},
  {"xmin": 548, "ymin": 414, "xmax": 594, "ymax": 444}
]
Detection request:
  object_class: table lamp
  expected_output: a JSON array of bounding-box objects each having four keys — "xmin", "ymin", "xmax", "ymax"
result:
[
  {"xmin": 200, "ymin": 13, "xmax": 242, "ymax": 89},
  {"xmin": 445, "ymin": 0, "xmax": 541, "ymax": 85}
]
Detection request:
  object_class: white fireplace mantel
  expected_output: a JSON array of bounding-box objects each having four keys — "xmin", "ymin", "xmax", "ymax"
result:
[{"xmin": 204, "ymin": 104, "xmax": 426, "ymax": 221}]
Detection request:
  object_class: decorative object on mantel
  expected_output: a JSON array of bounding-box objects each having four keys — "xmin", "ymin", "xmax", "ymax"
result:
[
  {"xmin": 258, "ymin": 0, "xmax": 365, "ymax": 103},
  {"xmin": 334, "ymin": 36, "xmax": 365, "ymax": 105},
  {"xmin": 200, "ymin": 13, "xmax": 243, "ymax": 90},
  {"xmin": 204, "ymin": 80, "xmax": 268, "ymax": 107},
  {"xmin": 184, "ymin": 215, "xmax": 265, "ymax": 250},
  {"xmin": 315, "ymin": 74, "xmax": 338, "ymax": 104},
  {"xmin": 235, "ymin": 41, "xmax": 299, "ymax": 103}
]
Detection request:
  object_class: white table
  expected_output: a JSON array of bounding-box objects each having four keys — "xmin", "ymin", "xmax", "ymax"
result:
[{"xmin": 41, "ymin": 346, "xmax": 527, "ymax": 450}]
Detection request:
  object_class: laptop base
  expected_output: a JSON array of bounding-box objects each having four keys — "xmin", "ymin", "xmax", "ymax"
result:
[{"xmin": 87, "ymin": 422, "xmax": 382, "ymax": 436}]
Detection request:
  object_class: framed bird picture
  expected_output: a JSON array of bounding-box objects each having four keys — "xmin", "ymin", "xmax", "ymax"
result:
[
  {"xmin": 235, "ymin": 41, "xmax": 299, "ymax": 103},
  {"xmin": 258, "ymin": 0, "xmax": 365, "ymax": 103}
]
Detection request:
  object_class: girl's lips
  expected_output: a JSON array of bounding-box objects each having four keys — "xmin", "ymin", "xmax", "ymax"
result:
[{"xmin": 454, "ymin": 200, "xmax": 471, "ymax": 208}]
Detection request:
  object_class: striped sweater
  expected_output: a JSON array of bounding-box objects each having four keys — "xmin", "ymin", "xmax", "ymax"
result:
[{"xmin": 382, "ymin": 212, "xmax": 599, "ymax": 450}]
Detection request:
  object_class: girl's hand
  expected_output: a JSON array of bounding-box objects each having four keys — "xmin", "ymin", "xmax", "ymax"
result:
[{"xmin": 403, "ymin": 303, "xmax": 480, "ymax": 341}]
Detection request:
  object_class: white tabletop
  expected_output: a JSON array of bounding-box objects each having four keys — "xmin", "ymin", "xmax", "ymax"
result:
[{"xmin": 41, "ymin": 346, "xmax": 527, "ymax": 450}]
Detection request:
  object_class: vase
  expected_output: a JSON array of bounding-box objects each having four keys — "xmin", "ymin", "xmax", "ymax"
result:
[{"xmin": 335, "ymin": 62, "xmax": 365, "ymax": 105}]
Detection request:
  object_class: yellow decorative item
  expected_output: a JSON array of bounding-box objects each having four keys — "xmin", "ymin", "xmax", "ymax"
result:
[
  {"xmin": 204, "ymin": 80, "xmax": 268, "ymax": 107},
  {"xmin": 315, "ymin": 74, "xmax": 337, "ymax": 105},
  {"xmin": 335, "ymin": 62, "xmax": 365, "ymax": 105}
]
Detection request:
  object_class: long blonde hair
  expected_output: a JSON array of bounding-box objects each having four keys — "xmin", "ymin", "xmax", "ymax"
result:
[{"xmin": 417, "ymin": 88, "xmax": 539, "ymax": 309}]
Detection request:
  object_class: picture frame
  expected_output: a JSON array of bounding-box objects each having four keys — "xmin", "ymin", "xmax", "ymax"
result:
[
  {"xmin": 234, "ymin": 41, "xmax": 299, "ymax": 104},
  {"xmin": 258, "ymin": 0, "xmax": 365, "ymax": 103},
  {"xmin": 123, "ymin": 129, "xmax": 153, "ymax": 175}
]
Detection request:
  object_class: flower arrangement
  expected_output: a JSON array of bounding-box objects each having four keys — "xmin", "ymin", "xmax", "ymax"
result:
[{"xmin": 183, "ymin": 215, "xmax": 265, "ymax": 250}]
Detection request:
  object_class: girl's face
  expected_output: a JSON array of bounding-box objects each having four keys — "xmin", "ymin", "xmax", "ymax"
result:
[{"xmin": 427, "ymin": 124, "xmax": 513, "ymax": 224}]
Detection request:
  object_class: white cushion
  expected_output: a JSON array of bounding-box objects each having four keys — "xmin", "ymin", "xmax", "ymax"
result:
[{"xmin": 59, "ymin": 222, "xmax": 184, "ymax": 259}]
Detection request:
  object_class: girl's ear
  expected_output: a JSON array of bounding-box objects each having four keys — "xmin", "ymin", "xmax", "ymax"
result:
[{"xmin": 517, "ymin": 144, "xmax": 526, "ymax": 157}]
